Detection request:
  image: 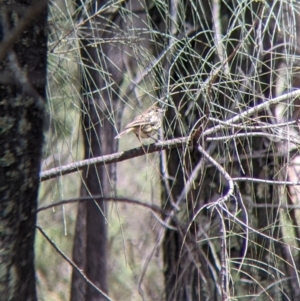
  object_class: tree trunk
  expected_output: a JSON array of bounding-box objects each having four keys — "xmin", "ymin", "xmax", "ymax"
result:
[
  {"xmin": 70, "ymin": 11, "xmax": 119, "ymax": 301},
  {"xmin": 71, "ymin": 1, "xmax": 151, "ymax": 300},
  {"xmin": 0, "ymin": 1, "xmax": 48, "ymax": 300}
]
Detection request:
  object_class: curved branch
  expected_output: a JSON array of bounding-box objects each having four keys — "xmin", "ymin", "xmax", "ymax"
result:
[
  {"xmin": 197, "ymin": 144, "xmax": 234, "ymax": 206},
  {"xmin": 37, "ymin": 195, "xmax": 167, "ymax": 216}
]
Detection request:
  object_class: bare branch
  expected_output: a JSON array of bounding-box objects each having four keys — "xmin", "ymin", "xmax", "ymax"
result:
[
  {"xmin": 233, "ymin": 177, "xmax": 300, "ymax": 186},
  {"xmin": 40, "ymin": 137, "xmax": 188, "ymax": 181},
  {"xmin": 36, "ymin": 225, "xmax": 114, "ymax": 301},
  {"xmin": 197, "ymin": 144, "xmax": 234, "ymax": 206},
  {"xmin": 204, "ymin": 89, "xmax": 300, "ymax": 137},
  {"xmin": 41, "ymin": 90, "xmax": 300, "ymax": 183},
  {"xmin": 37, "ymin": 195, "xmax": 167, "ymax": 216}
]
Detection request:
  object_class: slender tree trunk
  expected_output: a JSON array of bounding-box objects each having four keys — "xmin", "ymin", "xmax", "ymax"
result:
[
  {"xmin": 70, "ymin": 1, "xmax": 141, "ymax": 300},
  {"xmin": 70, "ymin": 16, "xmax": 119, "ymax": 301},
  {"xmin": 71, "ymin": 0, "xmax": 154, "ymax": 296}
]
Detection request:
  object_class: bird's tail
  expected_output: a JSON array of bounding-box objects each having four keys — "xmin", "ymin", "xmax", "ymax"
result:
[{"xmin": 114, "ymin": 128, "xmax": 133, "ymax": 139}]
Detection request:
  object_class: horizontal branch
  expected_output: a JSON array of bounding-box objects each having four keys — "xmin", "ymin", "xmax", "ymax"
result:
[
  {"xmin": 40, "ymin": 137, "xmax": 188, "ymax": 181},
  {"xmin": 40, "ymin": 90, "xmax": 300, "ymax": 182},
  {"xmin": 206, "ymin": 132, "xmax": 300, "ymax": 145},
  {"xmin": 205, "ymin": 89, "xmax": 300, "ymax": 137},
  {"xmin": 233, "ymin": 177, "xmax": 300, "ymax": 186}
]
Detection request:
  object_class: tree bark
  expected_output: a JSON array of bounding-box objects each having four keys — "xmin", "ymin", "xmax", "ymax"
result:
[
  {"xmin": 0, "ymin": 1, "xmax": 48, "ymax": 300},
  {"xmin": 71, "ymin": 1, "xmax": 150, "ymax": 300}
]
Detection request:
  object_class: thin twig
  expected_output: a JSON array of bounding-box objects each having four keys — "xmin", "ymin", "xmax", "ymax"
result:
[
  {"xmin": 198, "ymin": 144, "xmax": 234, "ymax": 206},
  {"xmin": 175, "ymin": 158, "xmax": 203, "ymax": 209},
  {"xmin": 37, "ymin": 195, "xmax": 167, "ymax": 216},
  {"xmin": 206, "ymin": 132, "xmax": 300, "ymax": 145},
  {"xmin": 209, "ymin": 118, "xmax": 296, "ymax": 130},
  {"xmin": 36, "ymin": 225, "xmax": 114, "ymax": 301}
]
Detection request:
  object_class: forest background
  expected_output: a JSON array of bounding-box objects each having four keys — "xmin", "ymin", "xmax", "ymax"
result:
[{"xmin": 1, "ymin": 0, "xmax": 300, "ymax": 301}]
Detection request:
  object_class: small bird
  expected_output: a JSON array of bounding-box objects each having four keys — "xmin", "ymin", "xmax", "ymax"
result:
[{"xmin": 115, "ymin": 105, "xmax": 164, "ymax": 140}]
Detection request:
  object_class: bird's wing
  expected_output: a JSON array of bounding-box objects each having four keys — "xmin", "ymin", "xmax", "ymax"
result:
[{"xmin": 124, "ymin": 117, "xmax": 148, "ymax": 129}]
